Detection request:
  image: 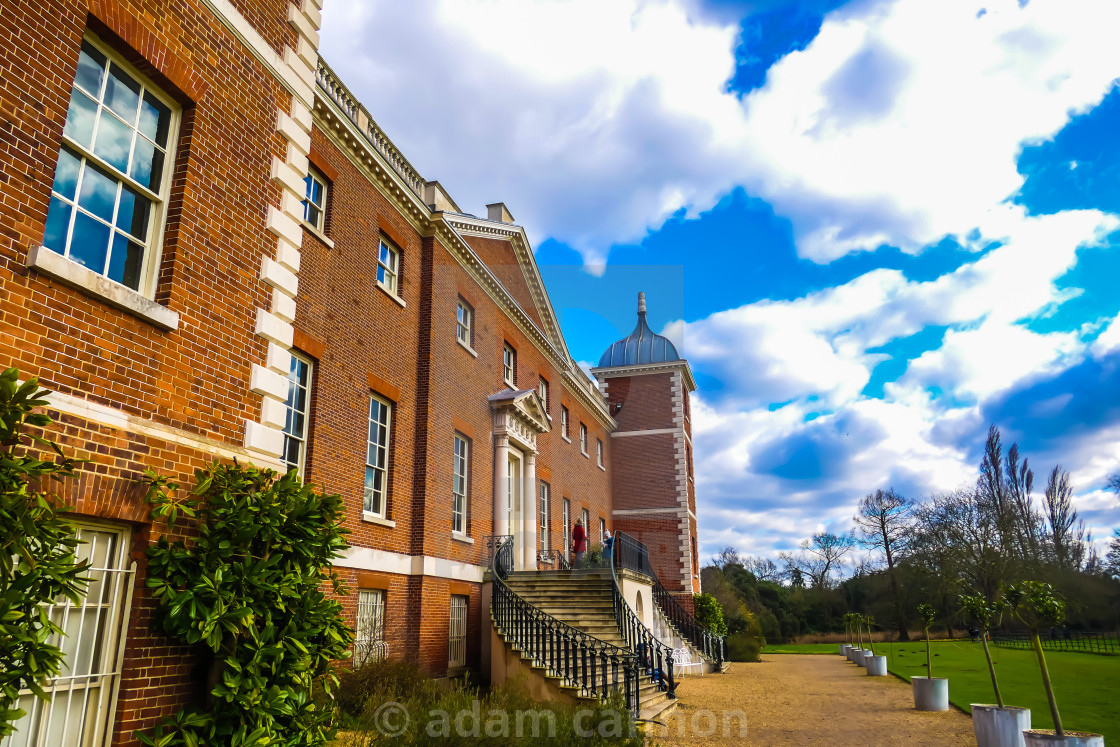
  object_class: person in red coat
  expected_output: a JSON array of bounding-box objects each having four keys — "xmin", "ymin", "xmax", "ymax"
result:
[{"xmin": 571, "ymin": 518, "xmax": 587, "ymax": 568}]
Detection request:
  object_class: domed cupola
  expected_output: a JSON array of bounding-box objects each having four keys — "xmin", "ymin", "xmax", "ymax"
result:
[{"xmin": 598, "ymin": 292, "xmax": 681, "ymax": 368}]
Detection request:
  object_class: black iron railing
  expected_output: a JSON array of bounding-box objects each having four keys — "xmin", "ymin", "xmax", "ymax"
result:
[
  {"xmin": 608, "ymin": 540, "xmax": 676, "ymax": 699},
  {"xmin": 992, "ymin": 629, "xmax": 1120, "ymax": 656},
  {"xmin": 538, "ymin": 549, "xmax": 571, "ymax": 570},
  {"xmin": 613, "ymin": 531, "xmax": 726, "ymax": 668},
  {"xmin": 487, "ymin": 536, "xmax": 640, "ymax": 716}
]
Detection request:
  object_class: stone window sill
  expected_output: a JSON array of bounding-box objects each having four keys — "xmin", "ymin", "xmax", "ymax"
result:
[
  {"xmin": 362, "ymin": 511, "xmax": 396, "ymax": 528},
  {"xmin": 598, "ymin": 465, "xmax": 606, "ymax": 472},
  {"xmin": 377, "ymin": 282, "xmax": 406, "ymax": 308},
  {"xmin": 457, "ymin": 338, "xmax": 478, "ymax": 358},
  {"xmin": 28, "ymin": 246, "xmax": 179, "ymax": 330},
  {"xmin": 302, "ymin": 220, "xmax": 335, "ymax": 249},
  {"xmin": 452, "ymin": 533, "xmax": 475, "ymax": 545},
  {"xmin": 561, "ymin": 436, "xmax": 571, "ymax": 443}
]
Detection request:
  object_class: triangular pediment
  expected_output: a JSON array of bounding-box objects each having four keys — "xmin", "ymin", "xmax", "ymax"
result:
[{"xmin": 488, "ymin": 388, "xmax": 552, "ymax": 435}]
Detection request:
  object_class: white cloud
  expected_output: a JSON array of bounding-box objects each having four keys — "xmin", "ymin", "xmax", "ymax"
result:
[{"xmin": 322, "ymin": 0, "xmax": 1120, "ymax": 268}]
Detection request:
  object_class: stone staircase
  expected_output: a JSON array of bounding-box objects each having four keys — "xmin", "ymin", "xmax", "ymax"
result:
[{"xmin": 505, "ymin": 569, "xmax": 678, "ymax": 723}]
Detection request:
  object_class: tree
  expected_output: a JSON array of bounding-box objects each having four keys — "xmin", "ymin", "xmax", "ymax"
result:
[
  {"xmin": 1042, "ymin": 465, "xmax": 1085, "ymax": 571},
  {"xmin": 745, "ymin": 555, "xmax": 781, "ymax": 583},
  {"xmin": 959, "ymin": 595, "xmax": 1008, "ymax": 707},
  {"xmin": 853, "ymin": 488, "xmax": 912, "ymax": 639},
  {"xmin": 713, "ymin": 546, "xmax": 742, "ymax": 570},
  {"xmin": 780, "ymin": 532, "xmax": 854, "ymax": 589},
  {"xmin": 139, "ymin": 462, "xmax": 354, "ymax": 747},
  {"xmin": 1006, "ymin": 582, "xmax": 1067, "ymax": 737},
  {"xmin": 0, "ymin": 369, "xmax": 89, "ymax": 740},
  {"xmin": 1104, "ymin": 530, "xmax": 1120, "ymax": 581}
]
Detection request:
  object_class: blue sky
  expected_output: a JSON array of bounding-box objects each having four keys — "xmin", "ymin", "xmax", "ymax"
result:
[{"xmin": 322, "ymin": 0, "xmax": 1120, "ymax": 565}]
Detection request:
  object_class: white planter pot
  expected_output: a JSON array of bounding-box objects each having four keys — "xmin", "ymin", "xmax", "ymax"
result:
[
  {"xmin": 865, "ymin": 654, "xmax": 887, "ymax": 676},
  {"xmin": 845, "ymin": 645, "xmax": 856, "ymax": 661},
  {"xmin": 1022, "ymin": 731, "xmax": 1104, "ymax": 747},
  {"xmin": 853, "ymin": 649, "xmax": 866, "ymax": 666},
  {"xmin": 839, "ymin": 644, "xmax": 847, "ymax": 655},
  {"xmin": 972, "ymin": 704, "xmax": 1030, "ymax": 747},
  {"xmin": 912, "ymin": 676, "xmax": 949, "ymax": 711}
]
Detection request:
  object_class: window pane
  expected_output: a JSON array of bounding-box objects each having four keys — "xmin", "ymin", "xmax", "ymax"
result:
[
  {"xmin": 63, "ymin": 88, "xmax": 98, "ymax": 149},
  {"xmin": 115, "ymin": 184, "xmax": 151, "ymax": 239},
  {"xmin": 75, "ymin": 42, "xmax": 107, "ymax": 97},
  {"xmin": 92, "ymin": 111, "xmax": 134, "ymax": 172},
  {"xmin": 43, "ymin": 197, "xmax": 73, "ymax": 253},
  {"xmin": 107, "ymin": 232, "xmax": 144, "ymax": 289},
  {"xmin": 130, "ymin": 136, "xmax": 164, "ymax": 192},
  {"xmin": 68, "ymin": 211, "xmax": 111, "ymax": 272},
  {"xmin": 77, "ymin": 162, "xmax": 118, "ymax": 221},
  {"xmin": 138, "ymin": 92, "xmax": 171, "ymax": 147},
  {"xmin": 51, "ymin": 147, "xmax": 82, "ymax": 200},
  {"xmin": 104, "ymin": 64, "xmax": 141, "ymax": 123}
]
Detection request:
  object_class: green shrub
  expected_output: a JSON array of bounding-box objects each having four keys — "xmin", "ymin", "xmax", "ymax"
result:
[
  {"xmin": 139, "ymin": 462, "xmax": 354, "ymax": 747},
  {"xmin": 0, "ymin": 369, "xmax": 88, "ymax": 739},
  {"xmin": 727, "ymin": 631, "xmax": 762, "ymax": 662},
  {"xmin": 693, "ymin": 593, "xmax": 729, "ymax": 636},
  {"xmin": 336, "ymin": 660, "xmax": 643, "ymax": 745}
]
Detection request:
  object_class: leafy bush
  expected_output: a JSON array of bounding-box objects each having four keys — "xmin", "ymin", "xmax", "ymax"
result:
[
  {"xmin": 139, "ymin": 462, "xmax": 354, "ymax": 747},
  {"xmin": 727, "ymin": 630, "xmax": 762, "ymax": 662},
  {"xmin": 693, "ymin": 593, "xmax": 728, "ymax": 636},
  {"xmin": 0, "ymin": 369, "xmax": 88, "ymax": 739},
  {"xmin": 336, "ymin": 659, "xmax": 643, "ymax": 745}
]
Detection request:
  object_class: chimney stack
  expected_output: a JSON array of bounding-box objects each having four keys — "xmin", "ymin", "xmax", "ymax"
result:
[{"xmin": 486, "ymin": 202, "xmax": 515, "ymax": 224}]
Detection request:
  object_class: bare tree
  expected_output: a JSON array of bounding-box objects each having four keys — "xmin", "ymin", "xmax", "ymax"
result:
[
  {"xmin": 1043, "ymin": 465, "xmax": 1085, "ymax": 571},
  {"xmin": 745, "ymin": 555, "xmax": 782, "ymax": 582},
  {"xmin": 854, "ymin": 488, "xmax": 913, "ymax": 639},
  {"xmin": 1006, "ymin": 443, "xmax": 1043, "ymax": 561},
  {"xmin": 713, "ymin": 546, "xmax": 742, "ymax": 570},
  {"xmin": 780, "ymin": 532, "xmax": 854, "ymax": 589},
  {"xmin": 914, "ymin": 488, "xmax": 1010, "ymax": 601},
  {"xmin": 1108, "ymin": 472, "xmax": 1120, "ymax": 495}
]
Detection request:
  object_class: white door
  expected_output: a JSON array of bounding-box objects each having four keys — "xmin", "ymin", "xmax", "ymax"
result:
[
  {"xmin": 3, "ymin": 524, "xmax": 136, "ymax": 747},
  {"xmin": 506, "ymin": 452, "xmax": 521, "ymax": 551},
  {"xmin": 448, "ymin": 596, "xmax": 467, "ymax": 669}
]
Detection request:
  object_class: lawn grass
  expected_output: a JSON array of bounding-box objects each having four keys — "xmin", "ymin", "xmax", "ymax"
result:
[{"xmin": 879, "ymin": 639, "xmax": 1118, "ymax": 742}]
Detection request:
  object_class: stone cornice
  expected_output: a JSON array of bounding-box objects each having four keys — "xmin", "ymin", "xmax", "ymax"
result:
[
  {"xmin": 591, "ymin": 360, "xmax": 697, "ymax": 392},
  {"xmin": 313, "ymin": 86, "xmax": 616, "ymax": 429}
]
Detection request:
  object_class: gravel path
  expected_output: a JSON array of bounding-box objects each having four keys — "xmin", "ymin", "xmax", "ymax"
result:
[{"xmin": 649, "ymin": 653, "xmax": 976, "ymax": 746}]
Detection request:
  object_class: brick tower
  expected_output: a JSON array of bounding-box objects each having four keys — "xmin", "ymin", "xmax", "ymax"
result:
[{"xmin": 592, "ymin": 292, "xmax": 700, "ymax": 607}]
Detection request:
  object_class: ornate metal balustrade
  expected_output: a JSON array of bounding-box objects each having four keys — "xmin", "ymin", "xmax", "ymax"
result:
[
  {"xmin": 608, "ymin": 541, "xmax": 676, "ymax": 699},
  {"xmin": 613, "ymin": 531, "xmax": 726, "ymax": 669},
  {"xmin": 315, "ymin": 59, "xmax": 427, "ymax": 199},
  {"xmin": 486, "ymin": 536, "xmax": 640, "ymax": 717},
  {"xmin": 537, "ymin": 549, "xmax": 571, "ymax": 570}
]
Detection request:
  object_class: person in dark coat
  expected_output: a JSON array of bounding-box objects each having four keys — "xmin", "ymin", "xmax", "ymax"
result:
[{"xmin": 571, "ymin": 518, "xmax": 587, "ymax": 568}]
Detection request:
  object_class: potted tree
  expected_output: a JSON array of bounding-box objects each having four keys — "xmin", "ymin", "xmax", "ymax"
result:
[
  {"xmin": 1006, "ymin": 582, "xmax": 1104, "ymax": 746},
  {"xmin": 912, "ymin": 603, "xmax": 949, "ymax": 711},
  {"xmin": 853, "ymin": 612, "xmax": 867, "ymax": 666},
  {"xmin": 844, "ymin": 613, "xmax": 858, "ymax": 661},
  {"xmin": 864, "ymin": 614, "xmax": 888, "ymax": 676},
  {"xmin": 841, "ymin": 614, "xmax": 853, "ymax": 656},
  {"xmin": 960, "ymin": 594, "xmax": 1031, "ymax": 747}
]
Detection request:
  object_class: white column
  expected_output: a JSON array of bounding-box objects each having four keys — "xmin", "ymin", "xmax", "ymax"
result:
[
  {"xmin": 494, "ymin": 434, "xmax": 509, "ymax": 537},
  {"xmin": 523, "ymin": 451, "xmax": 537, "ymax": 571}
]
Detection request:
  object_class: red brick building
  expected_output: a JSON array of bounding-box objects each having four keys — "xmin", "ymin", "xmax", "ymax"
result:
[{"xmin": 0, "ymin": 0, "xmax": 702, "ymax": 743}]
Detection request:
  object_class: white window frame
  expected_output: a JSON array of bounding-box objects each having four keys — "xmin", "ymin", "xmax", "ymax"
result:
[
  {"xmin": 364, "ymin": 393, "xmax": 392, "ymax": 519},
  {"xmin": 596, "ymin": 438, "xmax": 604, "ymax": 468},
  {"xmin": 449, "ymin": 595, "xmax": 468, "ymax": 669},
  {"xmin": 453, "ymin": 433, "xmax": 468, "ymax": 536},
  {"xmin": 539, "ymin": 481, "xmax": 550, "ymax": 553},
  {"xmin": 456, "ymin": 299, "xmax": 472, "ymax": 347},
  {"xmin": 560, "ymin": 406, "xmax": 570, "ymax": 442},
  {"xmin": 377, "ymin": 236, "xmax": 400, "ymax": 297},
  {"xmin": 302, "ymin": 167, "xmax": 327, "ymax": 232},
  {"xmin": 6, "ymin": 522, "xmax": 137, "ymax": 747},
  {"xmin": 354, "ymin": 589, "xmax": 386, "ymax": 667},
  {"xmin": 43, "ymin": 33, "xmax": 179, "ymax": 299},
  {"xmin": 281, "ymin": 352, "xmax": 313, "ymax": 478},
  {"xmin": 600, "ymin": 518, "xmax": 606, "ymax": 544},
  {"xmin": 581, "ymin": 508, "xmax": 590, "ymax": 541},
  {"xmin": 537, "ymin": 377, "xmax": 549, "ymax": 414},
  {"xmin": 580, "ymin": 423, "xmax": 588, "ymax": 456},
  {"xmin": 503, "ymin": 344, "xmax": 516, "ymax": 387}
]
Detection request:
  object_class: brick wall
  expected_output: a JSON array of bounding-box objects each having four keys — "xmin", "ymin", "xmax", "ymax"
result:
[{"xmin": 0, "ymin": 0, "xmax": 305, "ymax": 742}]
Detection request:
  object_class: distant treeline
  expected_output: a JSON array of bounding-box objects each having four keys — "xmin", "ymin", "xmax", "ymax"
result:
[{"xmin": 704, "ymin": 426, "xmax": 1120, "ymax": 643}]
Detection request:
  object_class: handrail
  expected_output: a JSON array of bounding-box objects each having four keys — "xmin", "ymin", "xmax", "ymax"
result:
[
  {"xmin": 486, "ymin": 536, "xmax": 640, "ymax": 717},
  {"xmin": 608, "ymin": 537, "xmax": 676, "ymax": 699},
  {"xmin": 538, "ymin": 549, "xmax": 570, "ymax": 570},
  {"xmin": 614, "ymin": 531, "xmax": 726, "ymax": 668}
]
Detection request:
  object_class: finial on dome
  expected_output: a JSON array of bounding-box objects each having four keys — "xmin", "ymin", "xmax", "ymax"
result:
[{"xmin": 638, "ymin": 291, "xmax": 646, "ymax": 315}]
